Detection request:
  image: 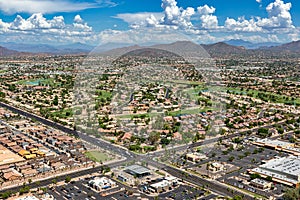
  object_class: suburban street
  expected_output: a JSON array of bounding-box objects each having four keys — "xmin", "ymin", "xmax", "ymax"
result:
[{"xmin": 0, "ymin": 101, "xmax": 254, "ymax": 199}]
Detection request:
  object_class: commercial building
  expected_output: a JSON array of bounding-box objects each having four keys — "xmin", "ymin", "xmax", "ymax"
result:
[
  {"xmin": 88, "ymin": 177, "xmax": 116, "ymax": 191},
  {"xmin": 186, "ymin": 152, "xmax": 207, "ymax": 162},
  {"xmin": 250, "ymin": 178, "xmax": 272, "ymax": 190},
  {"xmin": 249, "ymin": 156, "xmax": 300, "ymax": 187},
  {"xmin": 253, "ymin": 138, "xmax": 300, "ymax": 156},
  {"xmin": 145, "ymin": 176, "xmax": 178, "ymax": 193},
  {"xmin": 124, "ymin": 164, "xmax": 151, "ymax": 178}
]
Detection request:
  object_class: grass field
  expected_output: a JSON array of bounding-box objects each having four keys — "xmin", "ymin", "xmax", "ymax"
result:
[
  {"xmin": 17, "ymin": 78, "xmax": 60, "ymax": 87},
  {"xmin": 85, "ymin": 151, "xmax": 111, "ymax": 163},
  {"xmin": 226, "ymin": 87, "xmax": 300, "ymax": 105}
]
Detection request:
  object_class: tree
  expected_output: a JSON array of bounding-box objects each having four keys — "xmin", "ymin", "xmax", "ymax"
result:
[
  {"xmin": 228, "ymin": 156, "xmax": 235, "ymax": 162},
  {"xmin": 232, "ymin": 195, "xmax": 243, "ymax": 200},
  {"xmin": 266, "ymin": 176, "xmax": 272, "ymax": 181},
  {"xmin": 148, "ymin": 132, "xmax": 160, "ymax": 145},
  {"xmin": 250, "ymin": 173, "xmax": 261, "ymax": 180},
  {"xmin": 283, "ymin": 187, "xmax": 300, "ymax": 200},
  {"xmin": 52, "ymin": 95, "xmax": 59, "ymax": 106},
  {"xmin": 65, "ymin": 176, "xmax": 71, "ymax": 183},
  {"xmin": 52, "ymin": 178, "xmax": 57, "ymax": 185},
  {"xmin": 160, "ymin": 138, "xmax": 171, "ymax": 145}
]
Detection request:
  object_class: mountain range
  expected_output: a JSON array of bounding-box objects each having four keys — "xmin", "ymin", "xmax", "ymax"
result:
[
  {"xmin": 0, "ymin": 40, "xmax": 299, "ymax": 57},
  {"xmin": 0, "ymin": 42, "xmax": 95, "ymax": 54},
  {"xmin": 224, "ymin": 39, "xmax": 281, "ymax": 49}
]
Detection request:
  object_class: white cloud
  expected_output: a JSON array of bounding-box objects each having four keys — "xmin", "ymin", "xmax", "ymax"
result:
[
  {"xmin": 197, "ymin": 5, "xmax": 219, "ymax": 29},
  {"xmin": 96, "ymin": 28, "xmax": 191, "ymax": 45},
  {"xmin": 0, "ymin": 0, "xmax": 115, "ymax": 14},
  {"xmin": 225, "ymin": 17, "xmax": 263, "ymax": 32},
  {"xmin": 115, "ymin": 0, "xmax": 196, "ymax": 29},
  {"xmin": 224, "ymin": 0, "xmax": 294, "ymax": 32},
  {"xmin": 197, "ymin": 5, "xmax": 215, "ymax": 15},
  {"xmin": 9, "ymin": 13, "xmax": 67, "ymax": 31},
  {"xmin": 0, "ymin": 19, "xmax": 10, "ymax": 32},
  {"xmin": 200, "ymin": 15, "xmax": 218, "ymax": 29},
  {"xmin": 74, "ymin": 15, "xmax": 84, "ymax": 24},
  {"xmin": 257, "ymin": 0, "xmax": 293, "ymax": 28},
  {"xmin": 114, "ymin": 12, "xmax": 163, "ymax": 28},
  {"xmin": 0, "ymin": 13, "xmax": 93, "ymax": 43},
  {"xmin": 0, "ymin": 0, "xmax": 298, "ymax": 45},
  {"xmin": 73, "ymin": 14, "xmax": 92, "ymax": 32},
  {"xmin": 160, "ymin": 0, "xmax": 195, "ymax": 28},
  {"xmin": 256, "ymin": 0, "xmax": 262, "ymax": 3}
]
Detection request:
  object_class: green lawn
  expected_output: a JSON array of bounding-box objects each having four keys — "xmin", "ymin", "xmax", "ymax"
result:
[
  {"xmin": 168, "ymin": 107, "xmax": 212, "ymax": 116},
  {"xmin": 16, "ymin": 78, "xmax": 60, "ymax": 87},
  {"xmin": 85, "ymin": 151, "xmax": 111, "ymax": 163},
  {"xmin": 226, "ymin": 87, "xmax": 300, "ymax": 105},
  {"xmin": 116, "ymin": 112, "xmax": 159, "ymax": 119},
  {"xmin": 96, "ymin": 90, "xmax": 112, "ymax": 99},
  {"xmin": 50, "ymin": 108, "xmax": 73, "ymax": 119}
]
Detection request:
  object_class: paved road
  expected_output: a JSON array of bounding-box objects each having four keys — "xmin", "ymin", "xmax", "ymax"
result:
[{"xmin": 0, "ymin": 102, "xmax": 254, "ymax": 199}]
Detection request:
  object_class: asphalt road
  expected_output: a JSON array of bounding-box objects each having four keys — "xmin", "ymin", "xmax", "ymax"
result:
[{"xmin": 0, "ymin": 102, "xmax": 254, "ymax": 199}]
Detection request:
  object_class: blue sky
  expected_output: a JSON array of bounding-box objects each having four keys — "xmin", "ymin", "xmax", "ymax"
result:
[{"xmin": 0, "ymin": 0, "xmax": 299, "ymax": 45}]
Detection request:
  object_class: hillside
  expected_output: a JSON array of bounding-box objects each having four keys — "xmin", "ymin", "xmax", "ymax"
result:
[{"xmin": 0, "ymin": 46, "xmax": 24, "ymax": 57}]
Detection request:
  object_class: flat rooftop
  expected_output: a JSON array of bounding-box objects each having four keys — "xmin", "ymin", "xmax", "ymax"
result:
[
  {"xmin": 251, "ymin": 156, "xmax": 300, "ymax": 185},
  {"xmin": 124, "ymin": 164, "xmax": 151, "ymax": 176},
  {"xmin": 0, "ymin": 145, "xmax": 25, "ymax": 166},
  {"xmin": 255, "ymin": 138, "xmax": 292, "ymax": 147}
]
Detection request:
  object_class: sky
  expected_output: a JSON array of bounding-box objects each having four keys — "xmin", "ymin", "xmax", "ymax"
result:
[{"xmin": 0, "ymin": 0, "xmax": 299, "ymax": 45}]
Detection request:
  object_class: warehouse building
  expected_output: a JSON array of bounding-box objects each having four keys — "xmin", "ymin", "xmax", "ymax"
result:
[{"xmin": 249, "ymin": 156, "xmax": 300, "ymax": 187}]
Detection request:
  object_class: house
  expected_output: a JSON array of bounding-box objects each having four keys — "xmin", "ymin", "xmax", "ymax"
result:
[{"xmin": 2, "ymin": 169, "xmax": 22, "ymax": 181}]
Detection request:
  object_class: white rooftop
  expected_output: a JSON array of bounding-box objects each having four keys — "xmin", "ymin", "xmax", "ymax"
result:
[
  {"xmin": 252, "ymin": 156, "xmax": 300, "ymax": 185},
  {"xmin": 255, "ymin": 138, "xmax": 291, "ymax": 147}
]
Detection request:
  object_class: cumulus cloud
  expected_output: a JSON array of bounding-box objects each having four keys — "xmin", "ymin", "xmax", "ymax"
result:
[
  {"xmin": 73, "ymin": 14, "xmax": 92, "ymax": 32},
  {"xmin": 197, "ymin": 5, "xmax": 219, "ymax": 29},
  {"xmin": 257, "ymin": 0, "xmax": 293, "ymax": 28},
  {"xmin": 74, "ymin": 15, "xmax": 84, "ymax": 24},
  {"xmin": 225, "ymin": 0, "xmax": 294, "ymax": 32},
  {"xmin": 256, "ymin": 0, "xmax": 262, "ymax": 3},
  {"xmin": 115, "ymin": 0, "xmax": 196, "ymax": 29},
  {"xmin": 225, "ymin": 17, "xmax": 263, "ymax": 32},
  {"xmin": 197, "ymin": 5, "xmax": 216, "ymax": 15},
  {"xmin": 160, "ymin": 0, "xmax": 195, "ymax": 28},
  {"xmin": 0, "ymin": 13, "xmax": 93, "ymax": 43},
  {"xmin": 114, "ymin": 12, "xmax": 163, "ymax": 28},
  {"xmin": 0, "ymin": 0, "xmax": 297, "ymax": 45}
]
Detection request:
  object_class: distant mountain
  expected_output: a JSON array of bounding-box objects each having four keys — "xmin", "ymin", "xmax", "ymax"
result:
[
  {"xmin": 98, "ymin": 45, "xmax": 142, "ymax": 57},
  {"xmin": 98, "ymin": 41, "xmax": 210, "ymax": 58},
  {"xmin": 0, "ymin": 46, "xmax": 29, "ymax": 57},
  {"xmin": 224, "ymin": 39, "xmax": 280, "ymax": 49},
  {"xmin": 0, "ymin": 43, "xmax": 56, "ymax": 53},
  {"xmin": 152, "ymin": 41, "xmax": 209, "ymax": 58},
  {"xmin": 57, "ymin": 42, "xmax": 95, "ymax": 51},
  {"xmin": 0, "ymin": 42, "xmax": 95, "ymax": 54},
  {"xmin": 1, "ymin": 40, "xmax": 298, "ymax": 57},
  {"xmin": 202, "ymin": 42, "xmax": 246, "ymax": 56},
  {"xmin": 266, "ymin": 40, "xmax": 300, "ymax": 52},
  {"xmin": 224, "ymin": 39, "xmax": 253, "ymax": 48},
  {"xmin": 92, "ymin": 42, "xmax": 134, "ymax": 53}
]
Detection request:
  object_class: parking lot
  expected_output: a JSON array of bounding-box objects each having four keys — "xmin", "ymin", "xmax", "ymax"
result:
[
  {"xmin": 47, "ymin": 175, "xmax": 151, "ymax": 200},
  {"xmin": 159, "ymin": 185, "xmax": 205, "ymax": 199}
]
